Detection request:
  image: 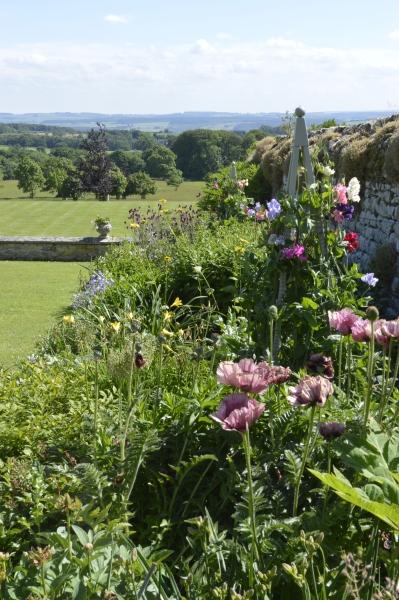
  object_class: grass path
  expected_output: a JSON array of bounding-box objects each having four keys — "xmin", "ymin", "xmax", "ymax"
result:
[
  {"xmin": 0, "ymin": 180, "xmax": 202, "ymax": 237},
  {"xmin": 0, "ymin": 262, "xmax": 87, "ymax": 367}
]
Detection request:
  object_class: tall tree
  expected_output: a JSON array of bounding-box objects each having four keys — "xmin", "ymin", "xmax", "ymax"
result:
[
  {"xmin": 15, "ymin": 156, "xmax": 45, "ymax": 198},
  {"xmin": 110, "ymin": 166, "xmax": 127, "ymax": 199},
  {"xmin": 42, "ymin": 156, "xmax": 73, "ymax": 197},
  {"xmin": 125, "ymin": 172, "xmax": 157, "ymax": 199},
  {"xmin": 77, "ymin": 124, "xmax": 113, "ymax": 201},
  {"xmin": 143, "ymin": 146, "xmax": 177, "ymax": 178},
  {"xmin": 166, "ymin": 167, "xmax": 184, "ymax": 190}
]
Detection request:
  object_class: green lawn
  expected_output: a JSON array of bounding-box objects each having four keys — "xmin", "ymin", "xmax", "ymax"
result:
[
  {"xmin": 0, "ymin": 261, "xmax": 87, "ymax": 367},
  {"xmin": 0, "ymin": 180, "xmax": 202, "ymax": 237}
]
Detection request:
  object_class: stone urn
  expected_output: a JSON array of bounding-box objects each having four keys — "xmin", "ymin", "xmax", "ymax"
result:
[{"xmin": 96, "ymin": 223, "xmax": 112, "ymax": 237}]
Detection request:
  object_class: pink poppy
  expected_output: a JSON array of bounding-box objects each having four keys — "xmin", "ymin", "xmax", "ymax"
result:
[
  {"xmin": 287, "ymin": 375, "xmax": 333, "ymax": 408},
  {"xmin": 374, "ymin": 319, "xmax": 389, "ymax": 350},
  {"xmin": 328, "ymin": 308, "xmax": 358, "ymax": 335},
  {"xmin": 210, "ymin": 393, "xmax": 265, "ymax": 433},
  {"xmin": 381, "ymin": 320, "xmax": 399, "ymax": 341},
  {"xmin": 351, "ymin": 319, "xmax": 372, "ymax": 343}
]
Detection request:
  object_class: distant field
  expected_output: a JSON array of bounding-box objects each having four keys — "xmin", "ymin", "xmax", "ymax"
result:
[
  {"xmin": 0, "ymin": 180, "xmax": 202, "ymax": 237},
  {"xmin": 0, "ymin": 261, "xmax": 87, "ymax": 367}
]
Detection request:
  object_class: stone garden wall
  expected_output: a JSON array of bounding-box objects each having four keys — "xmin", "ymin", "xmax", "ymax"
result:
[
  {"xmin": 252, "ymin": 113, "xmax": 399, "ymax": 316},
  {"xmin": 0, "ymin": 236, "xmax": 128, "ymax": 262}
]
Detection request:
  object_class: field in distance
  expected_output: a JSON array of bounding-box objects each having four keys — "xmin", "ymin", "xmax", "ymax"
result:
[{"xmin": 0, "ymin": 180, "xmax": 202, "ymax": 237}]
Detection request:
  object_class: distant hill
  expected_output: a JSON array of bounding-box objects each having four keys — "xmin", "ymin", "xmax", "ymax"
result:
[{"xmin": 0, "ymin": 110, "xmax": 396, "ymax": 133}]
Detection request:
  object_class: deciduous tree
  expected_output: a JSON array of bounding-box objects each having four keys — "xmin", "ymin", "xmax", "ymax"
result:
[
  {"xmin": 125, "ymin": 172, "xmax": 157, "ymax": 199},
  {"xmin": 15, "ymin": 156, "xmax": 45, "ymax": 198}
]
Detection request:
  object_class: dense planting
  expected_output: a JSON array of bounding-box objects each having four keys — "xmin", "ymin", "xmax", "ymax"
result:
[{"xmin": 2, "ymin": 151, "xmax": 399, "ymax": 599}]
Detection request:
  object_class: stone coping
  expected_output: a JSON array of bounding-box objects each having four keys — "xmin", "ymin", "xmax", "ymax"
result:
[{"xmin": 0, "ymin": 236, "xmax": 133, "ymax": 261}]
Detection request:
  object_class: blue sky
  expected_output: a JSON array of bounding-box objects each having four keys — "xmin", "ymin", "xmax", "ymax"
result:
[{"xmin": 0, "ymin": 0, "xmax": 398, "ymax": 113}]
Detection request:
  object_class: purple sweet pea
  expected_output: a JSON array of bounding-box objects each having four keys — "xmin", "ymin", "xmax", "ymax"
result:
[
  {"xmin": 361, "ymin": 273, "xmax": 378, "ymax": 286},
  {"xmin": 267, "ymin": 199, "xmax": 282, "ymax": 219}
]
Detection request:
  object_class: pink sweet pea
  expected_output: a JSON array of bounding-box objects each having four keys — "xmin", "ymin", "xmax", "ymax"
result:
[
  {"xmin": 351, "ymin": 319, "xmax": 372, "ymax": 343},
  {"xmin": 237, "ymin": 180, "xmax": 244, "ymax": 189},
  {"xmin": 328, "ymin": 308, "xmax": 358, "ymax": 335},
  {"xmin": 287, "ymin": 375, "xmax": 333, "ymax": 408},
  {"xmin": 332, "ymin": 209, "xmax": 344, "ymax": 223},
  {"xmin": 210, "ymin": 393, "xmax": 265, "ymax": 433},
  {"xmin": 333, "ymin": 183, "xmax": 348, "ymax": 204}
]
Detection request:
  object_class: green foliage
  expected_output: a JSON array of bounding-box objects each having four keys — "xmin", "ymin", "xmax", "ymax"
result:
[
  {"xmin": 110, "ymin": 166, "xmax": 127, "ymax": 199},
  {"xmin": 109, "ymin": 149, "xmax": 146, "ymax": 175},
  {"xmin": 14, "ymin": 156, "xmax": 45, "ymax": 198},
  {"xmin": 125, "ymin": 171, "xmax": 157, "ymax": 199},
  {"xmin": 41, "ymin": 156, "xmax": 73, "ymax": 196},
  {"xmin": 143, "ymin": 145, "xmax": 177, "ymax": 178},
  {"xmin": 166, "ymin": 167, "xmax": 184, "ymax": 190}
]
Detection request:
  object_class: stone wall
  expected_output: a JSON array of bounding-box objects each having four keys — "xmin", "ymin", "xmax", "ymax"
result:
[{"xmin": 0, "ymin": 236, "xmax": 130, "ymax": 262}]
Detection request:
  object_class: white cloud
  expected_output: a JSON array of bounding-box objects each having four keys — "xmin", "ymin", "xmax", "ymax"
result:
[
  {"xmin": 190, "ymin": 39, "xmax": 215, "ymax": 54},
  {"xmin": 217, "ymin": 33, "xmax": 233, "ymax": 40},
  {"xmin": 103, "ymin": 14, "xmax": 130, "ymax": 23},
  {"xmin": 388, "ymin": 30, "xmax": 399, "ymax": 39},
  {"xmin": 0, "ymin": 37, "xmax": 398, "ymax": 113}
]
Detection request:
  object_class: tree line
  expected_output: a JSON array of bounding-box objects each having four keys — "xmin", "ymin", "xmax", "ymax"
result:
[{"xmin": 0, "ymin": 124, "xmax": 274, "ymax": 199}]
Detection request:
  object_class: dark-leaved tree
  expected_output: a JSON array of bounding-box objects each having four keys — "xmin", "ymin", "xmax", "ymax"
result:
[{"xmin": 77, "ymin": 124, "xmax": 113, "ymax": 201}]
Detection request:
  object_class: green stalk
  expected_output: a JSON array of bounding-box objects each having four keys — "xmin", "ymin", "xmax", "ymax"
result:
[
  {"xmin": 268, "ymin": 395, "xmax": 274, "ymax": 448},
  {"xmin": 270, "ymin": 318, "xmax": 274, "ymax": 367},
  {"xmin": 191, "ymin": 359, "xmax": 200, "ymax": 396},
  {"xmin": 389, "ymin": 344, "xmax": 399, "ymax": 427},
  {"xmin": 242, "ymin": 429, "xmax": 261, "ymax": 582},
  {"xmin": 153, "ymin": 344, "xmax": 164, "ymax": 422},
  {"xmin": 67, "ymin": 507, "xmax": 72, "ymax": 561},
  {"xmin": 323, "ymin": 439, "xmax": 332, "ymax": 515},
  {"xmin": 127, "ymin": 335, "xmax": 137, "ymax": 409},
  {"xmin": 346, "ymin": 336, "xmax": 352, "ymax": 402},
  {"xmin": 293, "ymin": 404, "xmax": 317, "ymax": 517},
  {"xmin": 208, "ymin": 344, "xmax": 217, "ymax": 381},
  {"xmin": 310, "ymin": 558, "xmax": 320, "ymax": 600},
  {"xmin": 338, "ymin": 335, "xmax": 343, "ymax": 391},
  {"xmin": 41, "ymin": 563, "xmax": 46, "ymax": 597},
  {"xmin": 276, "ymin": 386, "xmax": 281, "ymax": 417},
  {"xmin": 363, "ymin": 322, "xmax": 375, "ymax": 436},
  {"xmin": 379, "ymin": 338, "xmax": 393, "ymax": 422},
  {"xmin": 93, "ymin": 360, "xmax": 99, "ymax": 470}
]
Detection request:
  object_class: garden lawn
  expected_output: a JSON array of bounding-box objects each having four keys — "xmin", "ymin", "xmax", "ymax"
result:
[
  {"xmin": 0, "ymin": 180, "xmax": 202, "ymax": 237},
  {"xmin": 0, "ymin": 261, "xmax": 87, "ymax": 367}
]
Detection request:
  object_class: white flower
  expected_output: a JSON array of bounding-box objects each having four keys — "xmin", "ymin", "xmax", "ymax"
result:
[
  {"xmin": 323, "ymin": 166, "xmax": 335, "ymax": 177},
  {"xmin": 348, "ymin": 177, "xmax": 361, "ymax": 202},
  {"xmin": 309, "ymin": 182, "xmax": 318, "ymax": 190},
  {"xmin": 193, "ymin": 266, "xmax": 202, "ymax": 273}
]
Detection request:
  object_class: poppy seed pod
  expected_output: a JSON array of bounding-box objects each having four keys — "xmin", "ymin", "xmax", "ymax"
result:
[
  {"xmin": 366, "ymin": 306, "xmax": 379, "ymax": 322},
  {"xmin": 269, "ymin": 305, "xmax": 278, "ymax": 319}
]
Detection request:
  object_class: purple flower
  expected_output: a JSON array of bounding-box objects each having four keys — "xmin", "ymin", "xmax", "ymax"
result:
[
  {"xmin": 317, "ymin": 422, "xmax": 346, "ymax": 438},
  {"xmin": 240, "ymin": 203, "xmax": 245, "ymax": 210},
  {"xmin": 213, "ymin": 184, "xmax": 219, "ymax": 189},
  {"xmin": 361, "ymin": 273, "xmax": 378, "ymax": 286},
  {"xmin": 267, "ymin": 199, "xmax": 282, "ymax": 219},
  {"xmin": 281, "ymin": 244, "xmax": 308, "ymax": 262},
  {"xmin": 247, "ymin": 209, "xmax": 255, "ymax": 217},
  {"xmin": 210, "ymin": 393, "xmax": 265, "ymax": 433},
  {"xmin": 255, "ymin": 202, "xmax": 261, "ymax": 210}
]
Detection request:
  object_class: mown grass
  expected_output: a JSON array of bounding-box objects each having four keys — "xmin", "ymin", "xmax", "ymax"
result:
[
  {"xmin": 0, "ymin": 180, "xmax": 202, "ymax": 237},
  {"xmin": 0, "ymin": 261, "xmax": 88, "ymax": 367}
]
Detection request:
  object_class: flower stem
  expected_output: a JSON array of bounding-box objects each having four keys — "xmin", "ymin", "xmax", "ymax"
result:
[
  {"xmin": 346, "ymin": 336, "xmax": 352, "ymax": 402},
  {"xmin": 293, "ymin": 404, "xmax": 316, "ymax": 517},
  {"xmin": 41, "ymin": 563, "xmax": 46, "ymax": 597},
  {"xmin": 389, "ymin": 346, "xmax": 399, "ymax": 428},
  {"xmin": 323, "ymin": 439, "xmax": 332, "ymax": 515},
  {"xmin": 127, "ymin": 335, "xmax": 137, "ymax": 408},
  {"xmin": 93, "ymin": 360, "xmax": 99, "ymax": 470},
  {"xmin": 270, "ymin": 319, "xmax": 274, "ymax": 367},
  {"xmin": 379, "ymin": 338, "xmax": 393, "ymax": 422},
  {"xmin": 363, "ymin": 322, "xmax": 375, "ymax": 436},
  {"xmin": 338, "ymin": 335, "xmax": 343, "ymax": 390},
  {"xmin": 242, "ymin": 429, "xmax": 261, "ymax": 584},
  {"xmin": 153, "ymin": 344, "xmax": 164, "ymax": 422}
]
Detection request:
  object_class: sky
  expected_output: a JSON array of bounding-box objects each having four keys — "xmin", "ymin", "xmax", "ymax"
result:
[{"xmin": 0, "ymin": 0, "xmax": 399, "ymax": 114}]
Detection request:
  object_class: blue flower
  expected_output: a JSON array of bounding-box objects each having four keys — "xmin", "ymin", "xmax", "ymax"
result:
[
  {"xmin": 361, "ymin": 273, "xmax": 378, "ymax": 286},
  {"xmin": 247, "ymin": 209, "xmax": 255, "ymax": 217},
  {"xmin": 255, "ymin": 202, "xmax": 261, "ymax": 210},
  {"xmin": 267, "ymin": 199, "xmax": 281, "ymax": 219}
]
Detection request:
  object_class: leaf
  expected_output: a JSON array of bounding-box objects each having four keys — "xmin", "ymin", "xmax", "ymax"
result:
[
  {"xmin": 301, "ymin": 297, "xmax": 318, "ymax": 311},
  {"xmin": 150, "ymin": 549, "xmax": 174, "ymax": 564},
  {"xmin": 71, "ymin": 580, "xmax": 87, "ymax": 600},
  {"xmin": 72, "ymin": 525, "xmax": 90, "ymax": 547},
  {"xmin": 310, "ymin": 469, "xmax": 399, "ymax": 530}
]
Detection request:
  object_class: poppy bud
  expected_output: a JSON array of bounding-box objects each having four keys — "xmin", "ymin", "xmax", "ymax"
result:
[{"xmin": 366, "ymin": 306, "xmax": 379, "ymax": 322}]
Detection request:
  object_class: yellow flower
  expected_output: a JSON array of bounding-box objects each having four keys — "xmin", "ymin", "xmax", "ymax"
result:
[
  {"xmin": 178, "ymin": 329, "xmax": 185, "ymax": 336},
  {"xmin": 160, "ymin": 209, "xmax": 169, "ymax": 213},
  {"xmin": 126, "ymin": 312, "xmax": 134, "ymax": 320},
  {"xmin": 141, "ymin": 219, "xmax": 147, "ymax": 223},
  {"xmin": 164, "ymin": 256, "xmax": 171, "ymax": 262},
  {"xmin": 161, "ymin": 329, "xmax": 174, "ymax": 337},
  {"xmin": 99, "ymin": 316, "xmax": 105, "ymax": 323},
  {"xmin": 177, "ymin": 207, "xmax": 183, "ymax": 211},
  {"xmin": 110, "ymin": 322, "xmax": 121, "ymax": 333},
  {"xmin": 235, "ymin": 246, "xmax": 245, "ymax": 253},
  {"xmin": 164, "ymin": 344, "xmax": 175, "ymax": 353},
  {"xmin": 159, "ymin": 199, "xmax": 167, "ymax": 203},
  {"xmin": 164, "ymin": 311, "xmax": 173, "ymax": 322},
  {"xmin": 63, "ymin": 315, "xmax": 75, "ymax": 324},
  {"xmin": 239, "ymin": 238, "xmax": 250, "ymax": 244},
  {"xmin": 130, "ymin": 223, "xmax": 140, "ymax": 228},
  {"xmin": 170, "ymin": 297, "xmax": 183, "ymax": 308}
]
